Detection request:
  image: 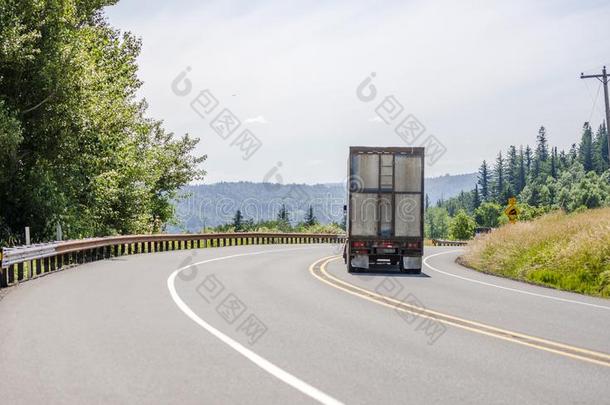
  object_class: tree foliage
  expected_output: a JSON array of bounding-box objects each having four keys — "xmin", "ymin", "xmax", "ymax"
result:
[
  {"xmin": 304, "ymin": 205, "xmax": 317, "ymax": 226},
  {"xmin": 434, "ymin": 121, "xmax": 610, "ymax": 231},
  {"xmin": 474, "ymin": 202, "xmax": 502, "ymax": 228},
  {"xmin": 450, "ymin": 210, "xmax": 476, "ymax": 240},
  {"xmin": 424, "ymin": 207, "xmax": 450, "ymax": 239},
  {"xmin": 0, "ymin": 1, "xmax": 205, "ymax": 243}
]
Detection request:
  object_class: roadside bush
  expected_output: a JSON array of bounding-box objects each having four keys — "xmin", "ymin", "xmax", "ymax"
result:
[
  {"xmin": 450, "ymin": 210, "xmax": 476, "ymax": 240},
  {"xmin": 474, "ymin": 202, "xmax": 503, "ymax": 228}
]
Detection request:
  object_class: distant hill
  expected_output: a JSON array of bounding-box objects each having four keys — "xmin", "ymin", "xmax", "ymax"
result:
[{"xmin": 170, "ymin": 173, "xmax": 477, "ymax": 232}]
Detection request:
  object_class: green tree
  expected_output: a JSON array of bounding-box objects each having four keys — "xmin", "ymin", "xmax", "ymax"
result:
[
  {"xmin": 472, "ymin": 184, "xmax": 481, "ymax": 210},
  {"xmin": 557, "ymin": 168, "xmax": 609, "ymax": 212},
  {"xmin": 277, "ymin": 204, "xmax": 290, "ymax": 226},
  {"xmin": 478, "ymin": 160, "xmax": 490, "ymax": 202},
  {"xmin": 593, "ymin": 123, "xmax": 609, "ymax": 174},
  {"xmin": 474, "ymin": 202, "xmax": 502, "ymax": 228},
  {"xmin": 232, "ymin": 210, "xmax": 243, "ymax": 231},
  {"xmin": 304, "ymin": 205, "xmax": 317, "ymax": 226},
  {"xmin": 532, "ymin": 126, "xmax": 549, "ymax": 179},
  {"xmin": 518, "ymin": 146, "xmax": 527, "ymax": 194},
  {"xmin": 0, "ymin": 1, "xmax": 205, "ymax": 243},
  {"xmin": 524, "ymin": 145, "xmax": 533, "ymax": 179},
  {"xmin": 507, "ymin": 145, "xmax": 519, "ymax": 195},
  {"xmin": 493, "ymin": 151, "xmax": 506, "ymax": 203},
  {"xmin": 579, "ymin": 122, "xmax": 594, "ymax": 172},
  {"xmin": 449, "ymin": 210, "xmax": 476, "ymax": 240},
  {"xmin": 424, "ymin": 207, "xmax": 450, "ymax": 239}
]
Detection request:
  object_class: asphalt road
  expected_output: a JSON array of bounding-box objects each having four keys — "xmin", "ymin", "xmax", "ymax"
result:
[{"xmin": 1, "ymin": 244, "xmax": 609, "ymax": 404}]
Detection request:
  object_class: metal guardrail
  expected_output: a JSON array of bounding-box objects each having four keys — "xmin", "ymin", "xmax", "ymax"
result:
[
  {"xmin": 0, "ymin": 232, "xmax": 346, "ymax": 289},
  {"xmin": 2, "ymin": 242, "xmax": 61, "ymax": 267},
  {"xmin": 431, "ymin": 239, "xmax": 468, "ymax": 247}
]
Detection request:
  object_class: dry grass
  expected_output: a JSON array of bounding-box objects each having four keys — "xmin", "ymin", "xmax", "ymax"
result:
[{"xmin": 460, "ymin": 207, "xmax": 610, "ymax": 298}]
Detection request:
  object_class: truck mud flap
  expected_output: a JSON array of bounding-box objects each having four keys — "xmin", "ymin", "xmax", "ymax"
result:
[{"xmin": 402, "ymin": 256, "xmax": 422, "ymax": 270}]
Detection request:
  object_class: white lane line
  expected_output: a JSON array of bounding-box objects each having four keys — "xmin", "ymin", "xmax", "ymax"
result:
[
  {"xmin": 167, "ymin": 247, "xmax": 344, "ymax": 405},
  {"xmin": 423, "ymin": 250, "xmax": 610, "ymax": 311}
]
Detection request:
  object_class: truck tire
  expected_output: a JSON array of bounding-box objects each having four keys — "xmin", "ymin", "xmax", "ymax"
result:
[{"xmin": 347, "ymin": 257, "xmax": 356, "ymax": 273}]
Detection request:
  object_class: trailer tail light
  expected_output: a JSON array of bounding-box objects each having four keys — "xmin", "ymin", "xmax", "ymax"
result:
[
  {"xmin": 406, "ymin": 241, "xmax": 420, "ymax": 249},
  {"xmin": 380, "ymin": 241, "xmax": 394, "ymax": 248},
  {"xmin": 351, "ymin": 241, "xmax": 366, "ymax": 248}
]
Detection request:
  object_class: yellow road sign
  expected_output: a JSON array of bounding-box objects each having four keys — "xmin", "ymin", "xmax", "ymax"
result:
[{"xmin": 505, "ymin": 197, "xmax": 519, "ymax": 223}]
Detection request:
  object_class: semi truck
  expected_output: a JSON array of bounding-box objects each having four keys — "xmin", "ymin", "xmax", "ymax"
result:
[{"xmin": 343, "ymin": 146, "xmax": 424, "ymax": 273}]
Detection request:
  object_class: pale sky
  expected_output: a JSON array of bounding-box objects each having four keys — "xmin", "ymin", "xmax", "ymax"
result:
[{"xmin": 105, "ymin": 0, "xmax": 610, "ymax": 184}]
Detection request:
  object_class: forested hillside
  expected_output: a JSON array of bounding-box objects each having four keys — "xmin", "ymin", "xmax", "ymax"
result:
[
  {"xmin": 427, "ymin": 123, "xmax": 610, "ymax": 239},
  {"xmin": 171, "ymin": 173, "xmax": 477, "ymax": 233},
  {"xmin": 0, "ymin": 1, "xmax": 204, "ymax": 245}
]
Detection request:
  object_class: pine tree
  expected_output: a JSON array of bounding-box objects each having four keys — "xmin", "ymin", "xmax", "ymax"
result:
[
  {"xmin": 579, "ymin": 122, "xmax": 594, "ymax": 172},
  {"xmin": 493, "ymin": 152, "xmax": 505, "ymax": 203},
  {"xmin": 569, "ymin": 143, "xmax": 578, "ymax": 163},
  {"xmin": 593, "ymin": 123, "xmax": 609, "ymax": 174},
  {"xmin": 550, "ymin": 147, "xmax": 558, "ymax": 179},
  {"xmin": 304, "ymin": 205, "xmax": 317, "ymax": 226},
  {"xmin": 278, "ymin": 204, "xmax": 289, "ymax": 222},
  {"xmin": 478, "ymin": 160, "xmax": 490, "ymax": 202},
  {"xmin": 507, "ymin": 145, "xmax": 519, "ymax": 196},
  {"xmin": 532, "ymin": 126, "xmax": 549, "ymax": 179},
  {"xmin": 232, "ymin": 210, "xmax": 243, "ymax": 231},
  {"xmin": 536, "ymin": 126, "xmax": 549, "ymax": 161},
  {"xmin": 559, "ymin": 149, "xmax": 568, "ymax": 171},
  {"xmin": 524, "ymin": 145, "xmax": 533, "ymax": 178},
  {"xmin": 472, "ymin": 184, "xmax": 481, "ymax": 210},
  {"xmin": 518, "ymin": 146, "xmax": 526, "ymax": 194}
]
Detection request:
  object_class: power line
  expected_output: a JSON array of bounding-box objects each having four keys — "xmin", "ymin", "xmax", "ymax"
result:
[
  {"xmin": 580, "ymin": 66, "xmax": 610, "ymax": 158},
  {"xmin": 583, "ymin": 80, "xmax": 603, "ymax": 123}
]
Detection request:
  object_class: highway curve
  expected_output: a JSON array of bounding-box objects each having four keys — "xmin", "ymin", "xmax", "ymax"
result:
[{"xmin": 1, "ymin": 245, "xmax": 609, "ymax": 404}]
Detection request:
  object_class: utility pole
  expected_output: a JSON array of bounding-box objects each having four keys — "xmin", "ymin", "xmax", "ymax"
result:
[{"xmin": 581, "ymin": 66, "xmax": 610, "ymax": 161}]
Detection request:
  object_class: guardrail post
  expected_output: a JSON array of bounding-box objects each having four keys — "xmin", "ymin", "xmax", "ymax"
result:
[
  {"xmin": 17, "ymin": 262, "xmax": 24, "ymax": 282},
  {"xmin": 0, "ymin": 268, "xmax": 7, "ymax": 288}
]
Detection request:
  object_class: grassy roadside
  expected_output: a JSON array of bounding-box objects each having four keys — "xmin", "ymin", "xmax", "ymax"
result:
[{"xmin": 459, "ymin": 208, "xmax": 610, "ymax": 298}]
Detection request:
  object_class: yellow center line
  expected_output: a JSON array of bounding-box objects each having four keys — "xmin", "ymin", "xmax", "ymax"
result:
[{"xmin": 308, "ymin": 256, "xmax": 610, "ymax": 368}]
